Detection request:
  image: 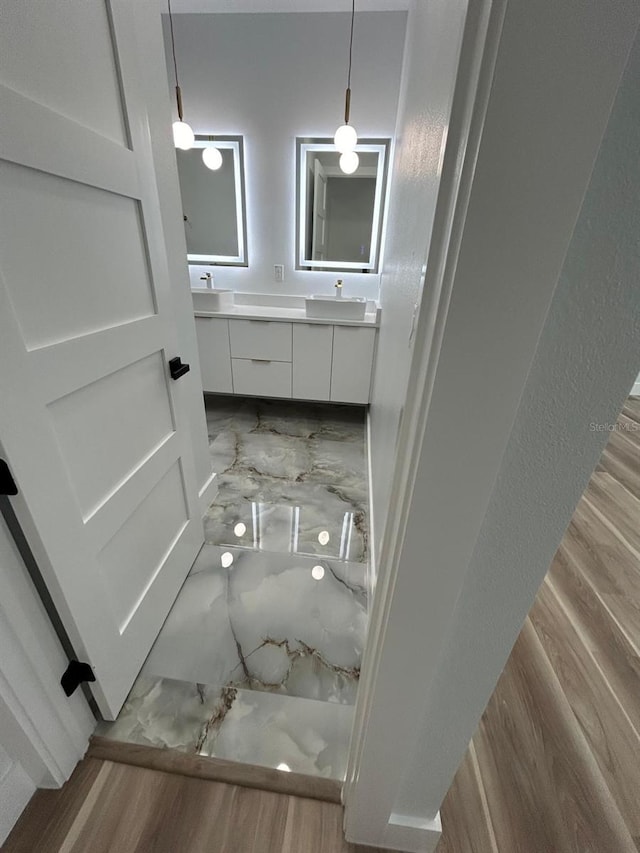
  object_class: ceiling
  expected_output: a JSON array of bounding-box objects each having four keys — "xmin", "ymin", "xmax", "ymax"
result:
[{"xmin": 169, "ymin": 0, "xmax": 411, "ymax": 12}]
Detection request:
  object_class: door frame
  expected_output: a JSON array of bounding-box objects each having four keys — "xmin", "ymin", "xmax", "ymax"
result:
[{"xmin": 342, "ymin": 0, "xmax": 640, "ymax": 849}]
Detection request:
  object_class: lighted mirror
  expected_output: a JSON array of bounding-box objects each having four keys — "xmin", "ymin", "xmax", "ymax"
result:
[
  {"xmin": 176, "ymin": 135, "xmax": 248, "ymax": 266},
  {"xmin": 296, "ymin": 138, "xmax": 390, "ymax": 273}
]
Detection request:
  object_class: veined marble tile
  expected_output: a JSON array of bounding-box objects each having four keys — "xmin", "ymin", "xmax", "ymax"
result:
[
  {"xmin": 105, "ymin": 397, "xmax": 370, "ymax": 780},
  {"xmin": 199, "ymin": 688, "xmax": 354, "ymax": 780},
  {"xmin": 204, "ymin": 475, "xmax": 368, "ymax": 562},
  {"xmin": 141, "ymin": 545, "xmax": 365, "ymax": 705},
  {"xmin": 96, "ymin": 676, "xmax": 223, "ymax": 752}
]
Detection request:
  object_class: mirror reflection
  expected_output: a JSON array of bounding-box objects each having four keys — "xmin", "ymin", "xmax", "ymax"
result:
[
  {"xmin": 176, "ymin": 135, "xmax": 248, "ymax": 266},
  {"xmin": 296, "ymin": 138, "xmax": 390, "ymax": 273}
]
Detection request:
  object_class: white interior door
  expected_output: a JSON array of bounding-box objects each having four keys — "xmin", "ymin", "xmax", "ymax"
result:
[
  {"xmin": 312, "ymin": 157, "xmax": 328, "ymax": 262},
  {"xmin": 0, "ymin": 0, "xmax": 203, "ymax": 719}
]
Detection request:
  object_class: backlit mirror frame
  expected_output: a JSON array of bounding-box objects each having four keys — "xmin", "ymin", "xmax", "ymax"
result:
[
  {"xmin": 295, "ymin": 137, "xmax": 390, "ymax": 273},
  {"xmin": 180, "ymin": 135, "xmax": 248, "ymax": 267}
]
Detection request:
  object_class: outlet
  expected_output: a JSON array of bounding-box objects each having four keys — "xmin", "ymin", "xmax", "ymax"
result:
[{"xmin": 274, "ymin": 264, "xmax": 285, "ymax": 283}]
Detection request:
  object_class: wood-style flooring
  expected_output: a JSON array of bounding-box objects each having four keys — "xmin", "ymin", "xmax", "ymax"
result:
[
  {"xmin": 2, "ymin": 758, "xmax": 390, "ymax": 853},
  {"xmin": 5, "ymin": 399, "xmax": 640, "ymax": 853},
  {"xmin": 437, "ymin": 396, "xmax": 640, "ymax": 852}
]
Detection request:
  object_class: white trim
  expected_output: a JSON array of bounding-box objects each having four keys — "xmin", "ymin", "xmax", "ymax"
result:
[
  {"xmin": 383, "ymin": 813, "xmax": 442, "ymax": 853},
  {"xmin": 365, "ymin": 409, "xmax": 377, "ymax": 598},
  {"xmin": 344, "ymin": 0, "xmax": 504, "ymax": 844},
  {"xmin": 0, "ymin": 760, "xmax": 35, "ymax": 846},
  {"xmin": 198, "ymin": 470, "xmax": 218, "ymax": 516},
  {"xmin": 0, "ymin": 507, "xmax": 94, "ymax": 791},
  {"xmin": 631, "ymin": 380, "xmax": 640, "ymax": 396}
]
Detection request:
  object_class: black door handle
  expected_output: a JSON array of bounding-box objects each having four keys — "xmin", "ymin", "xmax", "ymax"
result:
[{"xmin": 169, "ymin": 356, "xmax": 190, "ymax": 380}]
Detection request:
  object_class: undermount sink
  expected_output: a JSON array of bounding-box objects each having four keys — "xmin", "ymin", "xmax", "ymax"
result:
[
  {"xmin": 305, "ymin": 295, "xmax": 367, "ymax": 321},
  {"xmin": 191, "ymin": 288, "xmax": 235, "ymax": 312}
]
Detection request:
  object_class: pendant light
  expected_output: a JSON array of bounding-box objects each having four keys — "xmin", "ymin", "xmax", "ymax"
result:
[
  {"xmin": 168, "ymin": 0, "xmax": 194, "ymax": 150},
  {"xmin": 335, "ymin": 0, "xmax": 359, "ymax": 174}
]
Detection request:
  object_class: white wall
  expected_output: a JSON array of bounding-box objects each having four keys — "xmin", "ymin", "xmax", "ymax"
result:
[
  {"xmin": 345, "ymin": 0, "xmax": 640, "ymax": 847},
  {"xmin": 367, "ymin": 0, "xmax": 467, "ymax": 560},
  {"xmin": 396, "ymin": 14, "xmax": 640, "ymax": 821},
  {"xmin": 163, "ymin": 11, "xmax": 407, "ymax": 299}
]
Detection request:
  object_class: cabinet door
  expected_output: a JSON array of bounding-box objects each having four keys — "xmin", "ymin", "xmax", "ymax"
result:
[
  {"xmin": 330, "ymin": 326, "xmax": 376, "ymax": 404},
  {"xmin": 195, "ymin": 317, "xmax": 232, "ymax": 393},
  {"xmin": 229, "ymin": 319, "xmax": 292, "ymax": 362},
  {"xmin": 293, "ymin": 323, "xmax": 333, "ymax": 401}
]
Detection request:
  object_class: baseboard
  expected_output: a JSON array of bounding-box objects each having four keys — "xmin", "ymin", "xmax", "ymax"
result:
[
  {"xmin": 365, "ymin": 409, "xmax": 377, "ymax": 598},
  {"xmin": 198, "ymin": 470, "xmax": 218, "ymax": 516},
  {"xmin": 345, "ymin": 812, "xmax": 441, "ymax": 853},
  {"xmin": 631, "ymin": 382, "xmax": 640, "ymax": 397},
  {"xmin": 0, "ymin": 761, "xmax": 36, "ymax": 846},
  {"xmin": 88, "ymin": 736, "xmax": 341, "ymax": 804}
]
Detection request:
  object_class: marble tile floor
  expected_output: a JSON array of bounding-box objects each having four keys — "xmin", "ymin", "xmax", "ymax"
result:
[{"xmin": 99, "ymin": 396, "xmax": 370, "ymax": 780}]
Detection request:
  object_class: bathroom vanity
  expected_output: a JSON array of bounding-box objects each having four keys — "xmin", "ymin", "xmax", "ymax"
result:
[{"xmin": 193, "ymin": 294, "xmax": 379, "ymax": 404}]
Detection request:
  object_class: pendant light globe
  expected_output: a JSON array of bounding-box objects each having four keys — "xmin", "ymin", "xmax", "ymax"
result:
[
  {"xmin": 172, "ymin": 120, "xmax": 194, "ymax": 151},
  {"xmin": 334, "ymin": 123, "xmax": 358, "ymax": 153}
]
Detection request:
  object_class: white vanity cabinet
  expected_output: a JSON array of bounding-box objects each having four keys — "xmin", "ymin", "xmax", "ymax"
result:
[
  {"xmin": 195, "ymin": 317, "xmax": 233, "ymax": 394},
  {"xmin": 330, "ymin": 326, "xmax": 377, "ymax": 404},
  {"xmin": 194, "ymin": 314, "xmax": 377, "ymax": 404}
]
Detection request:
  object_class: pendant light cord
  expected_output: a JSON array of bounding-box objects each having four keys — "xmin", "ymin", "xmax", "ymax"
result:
[
  {"xmin": 168, "ymin": 0, "xmax": 179, "ymax": 89},
  {"xmin": 347, "ymin": 0, "xmax": 355, "ymax": 91}
]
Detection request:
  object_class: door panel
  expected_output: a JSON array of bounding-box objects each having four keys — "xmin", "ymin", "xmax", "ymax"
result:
[
  {"xmin": 0, "ymin": 162, "xmax": 155, "ymax": 349},
  {"xmin": 0, "ymin": 0, "xmax": 203, "ymax": 718},
  {"xmin": 47, "ymin": 352, "xmax": 174, "ymax": 518},
  {"xmin": 0, "ymin": 0, "xmax": 127, "ymax": 146}
]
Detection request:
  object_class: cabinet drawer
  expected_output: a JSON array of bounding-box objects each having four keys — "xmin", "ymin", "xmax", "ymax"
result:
[
  {"xmin": 229, "ymin": 319, "xmax": 292, "ymax": 362},
  {"xmin": 231, "ymin": 358, "xmax": 292, "ymax": 398}
]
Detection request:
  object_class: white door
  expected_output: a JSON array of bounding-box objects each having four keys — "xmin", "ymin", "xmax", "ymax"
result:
[
  {"xmin": 312, "ymin": 158, "xmax": 328, "ymax": 262},
  {"xmin": 0, "ymin": 0, "xmax": 203, "ymax": 719}
]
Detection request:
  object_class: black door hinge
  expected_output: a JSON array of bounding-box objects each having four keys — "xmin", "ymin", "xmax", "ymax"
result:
[
  {"xmin": 0, "ymin": 460, "xmax": 18, "ymax": 496},
  {"xmin": 169, "ymin": 356, "xmax": 190, "ymax": 380},
  {"xmin": 61, "ymin": 660, "xmax": 96, "ymax": 697}
]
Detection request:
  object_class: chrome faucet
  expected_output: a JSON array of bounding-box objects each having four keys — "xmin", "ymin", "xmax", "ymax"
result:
[
  {"xmin": 200, "ymin": 272, "xmax": 213, "ymax": 289},
  {"xmin": 335, "ymin": 279, "xmax": 343, "ymax": 298}
]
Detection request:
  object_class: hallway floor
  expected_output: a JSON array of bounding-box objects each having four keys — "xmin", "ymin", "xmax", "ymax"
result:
[
  {"xmin": 437, "ymin": 396, "xmax": 640, "ymax": 852},
  {"xmin": 98, "ymin": 397, "xmax": 369, "ymax": 780}
]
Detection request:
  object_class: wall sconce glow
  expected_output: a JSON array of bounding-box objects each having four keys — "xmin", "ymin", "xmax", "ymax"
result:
[
  {"xmin": 334, "ymin": 123, "xmax": 358, "ymax": 153},
  {"xmin": 233, "ymin": 522, "xmax": 247, "ymax": 537},
  {"xmin": 277, "ymin": 763, "xmax": 291, "ymax": 772},
  {"xmin": 311, "ymin": 565, "xmax": 325, "ymax": 581},
  {"xmin": 221, "ymin": 551, "xmax": 234, "ymax": 569},
  {"xmin": 172, "ymin": 120, "xmax": 195, "ymax": 151},
  {"xmin": 203, "ymin": 146, "xmax": 223, "ymax": 170},
  {"xmin": 318, "ymin": 530, "xmax": 330, "ymax": 546},
  {"xmin": 339, "ymin": 151, "xmax": 359, "ymax": 174}
]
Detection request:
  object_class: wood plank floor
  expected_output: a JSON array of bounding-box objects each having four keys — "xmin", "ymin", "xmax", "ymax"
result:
[
  {"xmin": 5, "ymin": 399, "xmax": 640, "ymax": 853},
  {"xmin": 436, "ymin": 397, "xmax": 640, "ymax": 852},
  {"xmin": 2, "ymin": 758, "xmax": 391, "ymax": 853}
]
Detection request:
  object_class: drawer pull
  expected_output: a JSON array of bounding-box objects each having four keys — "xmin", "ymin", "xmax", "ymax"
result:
[{"xmin": 251, "ymin": 358, "xmax": 272, "ymax": 363}]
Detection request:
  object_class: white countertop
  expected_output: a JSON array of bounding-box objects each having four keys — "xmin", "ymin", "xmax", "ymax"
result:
[{"xmin": 194, "ymin": 303, "xmax": 380, "ymax": 327}]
